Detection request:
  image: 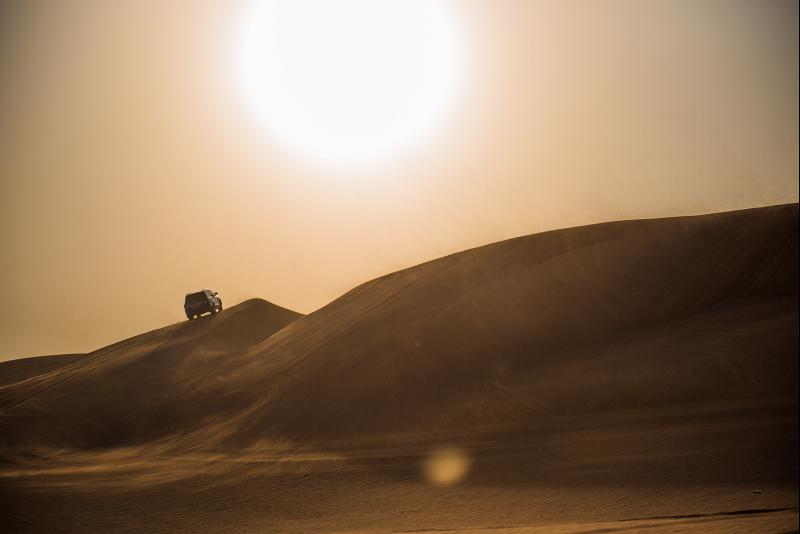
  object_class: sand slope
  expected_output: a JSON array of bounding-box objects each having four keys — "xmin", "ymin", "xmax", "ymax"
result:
[
  {"xmin": 221, "ymin": 204, "xmax": 797, "ymax": 442},
  {"xmin": 0, "ymin": 298, "xmax": 301, "ymax": 448},
  {"xmin": 0, "ymin": 354, "xmax": 85, "ymax": 388},
  {"xmin": 1, "ymin": 204, "xmax": 797, "ymax": 449},
  {"xmin": 0, "ymin": 205, "xmax": 796, "ymax": 533}
]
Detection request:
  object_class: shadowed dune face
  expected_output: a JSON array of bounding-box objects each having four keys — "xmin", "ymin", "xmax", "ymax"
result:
[
  {"xmin": 0, "ymin": 299, "xmax": 302, "ymax": 448},
  {"xmin": 227, "ymin": 203, "xmax": 798, "ymax": 440},
  {"xmin": 0, "ymin": 205, "xmax": 796, "ymax": 451}
]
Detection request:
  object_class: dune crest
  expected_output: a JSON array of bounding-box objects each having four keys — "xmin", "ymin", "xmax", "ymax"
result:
[{"xmin": 0, "ymin": 205, "xmax": 796, "ymax": 451}]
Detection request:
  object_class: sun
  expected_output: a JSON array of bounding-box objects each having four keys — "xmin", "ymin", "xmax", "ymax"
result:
[{"xmin": 239, "ymin": 0, "xmax": 461, "ymax": 163}]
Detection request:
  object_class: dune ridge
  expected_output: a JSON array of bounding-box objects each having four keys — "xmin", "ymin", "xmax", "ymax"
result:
[
  {"xmin": 0, "ymin": 354, "xmax": 85, "ymax": 389},
  {"xmin": 0, "ymin": 298, "xmax": 301, "ymax": 448},
  {"xmin": 0, "ymin": 204, "xmax": 796, "ymax": 451},
  {"xmin": 223, "ymin": 203, "xmax": 798, "ymax": 442},
  {"xmin": 0, "ymin": 204, "xmax": 797, "ymax": 534}
]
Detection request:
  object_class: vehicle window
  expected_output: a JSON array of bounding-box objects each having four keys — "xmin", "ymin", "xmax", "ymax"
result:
[{"xmin": 187, "ymin": 293, "xmax": 207, "ymax": 304}]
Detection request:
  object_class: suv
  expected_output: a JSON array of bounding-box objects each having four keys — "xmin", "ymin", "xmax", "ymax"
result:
[{"xmin": 184, "ymin": 289, "xmax": 222, "ymax": 319}]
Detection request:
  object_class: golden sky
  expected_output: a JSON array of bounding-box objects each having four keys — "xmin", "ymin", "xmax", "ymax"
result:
[{"xmin": 1, "ymin": 0, "xmax": 797, "ymax": 359}]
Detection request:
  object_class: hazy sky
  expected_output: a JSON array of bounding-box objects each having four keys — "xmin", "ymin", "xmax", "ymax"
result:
[{"xmin": 1, "ymin": 0, "xmax": 797, "ymax": 359}]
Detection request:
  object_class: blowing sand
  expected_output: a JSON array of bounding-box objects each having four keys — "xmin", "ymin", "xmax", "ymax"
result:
[{"xmin": 1, "ymin": 204, "xmax": 797, "ymax": 533}]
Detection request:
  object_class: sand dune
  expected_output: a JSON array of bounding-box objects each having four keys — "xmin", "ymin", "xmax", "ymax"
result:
[
  {"xmin": 222, "ymin": 203, "xmax": 797, "ymax": 442},
  {"xmin": 0, "ymin": 298, "xmax": 301, "ymax": 448},
  {"xmin": 0, "ymin": 354, "xmax": 85, "ymax": 388},
  {"xmin": 0, "ymin": 204, "xmax": 796, "ymax": 533}
]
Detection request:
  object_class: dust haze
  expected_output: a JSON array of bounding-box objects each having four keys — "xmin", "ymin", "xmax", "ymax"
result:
[
  {"xmin": 1, "ymin": 0, "xmax": 797, "ymax": 358},
  {"xmin": 0, "ymin": 2, "xmax": 798, "ymax": 532}
]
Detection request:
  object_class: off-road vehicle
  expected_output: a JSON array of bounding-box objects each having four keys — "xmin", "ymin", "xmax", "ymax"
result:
[{"xmin": 184, "ymin": 289, "xmax": 222, "ymax": 319}]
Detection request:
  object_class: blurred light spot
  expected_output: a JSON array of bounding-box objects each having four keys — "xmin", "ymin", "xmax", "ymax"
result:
[{"xmin": 423, "ymin": 446, "xmax": 471, "ymax": 486}]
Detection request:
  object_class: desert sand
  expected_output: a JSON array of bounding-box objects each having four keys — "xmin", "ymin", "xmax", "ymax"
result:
[{"xmin": 1, "ymin": 204, "xmax": 797, "ymax": 533}]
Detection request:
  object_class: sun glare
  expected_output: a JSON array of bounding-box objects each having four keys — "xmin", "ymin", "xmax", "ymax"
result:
[
  {"xmin": 423, "ymin": 446, "xmax": 471, "ymax": 486},
  {"xmin": 239, "ymin": 0, "xmax": 461, "ymax": 163}
]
